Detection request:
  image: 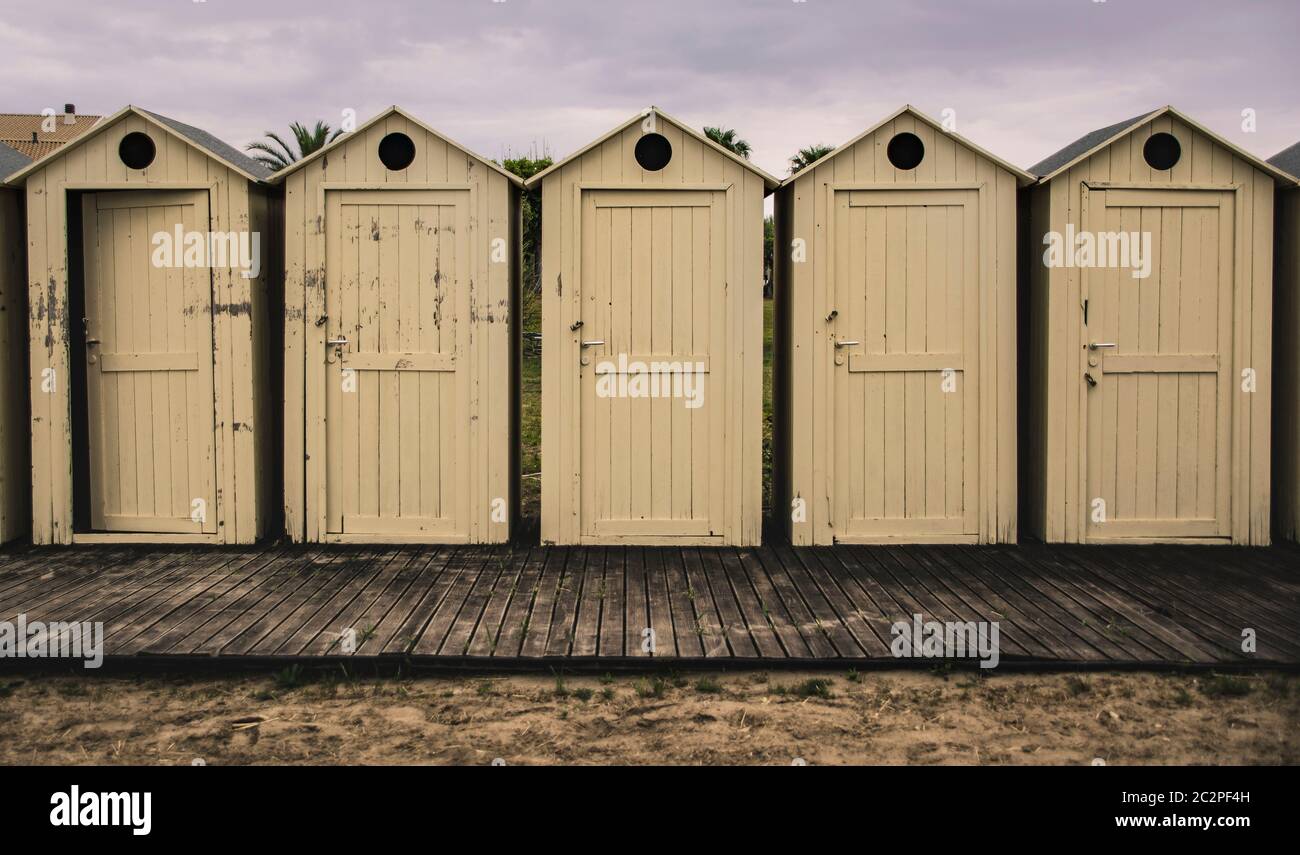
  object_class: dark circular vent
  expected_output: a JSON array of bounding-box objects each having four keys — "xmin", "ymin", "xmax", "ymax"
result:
[
  {"xmin": 378, "ymin": 132, "xmax": 416, "ymax": 171},
  {"xmin": 887, "ymin": 132, "xmax": 925, "ymax": 170},
  {"xmin": 1143, "ymin": 132, "xmax": 1181, "ymax": 170},
  {"xmin": 634, "ymin": 133, "xmax": 672, "ymax": 171},
  {"xmin": 118, "ymin": 132, "xmax": 156, "ymax": 170}
]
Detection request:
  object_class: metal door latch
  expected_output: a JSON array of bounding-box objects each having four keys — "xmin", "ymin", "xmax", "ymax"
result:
[{"xmin": 1085, "ymin": 372, "xmax": 1097, "ymax": 388}]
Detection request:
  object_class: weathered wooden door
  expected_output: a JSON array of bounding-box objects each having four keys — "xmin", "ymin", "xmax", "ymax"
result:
[
  {"xmin": 1083, "ymin": 188, "xmax": 1234, "ymax": 540},
  {"xmin": 81, "ymin": 190, "xmax": 217, "ymax": 534},
  {"xmin": 830, "ymin": 189, "xmax": 980, "ymax": 539},
  {"xmin": 577, "ymin": 189, "xmax": 726, "ymax": 540},
  {"xmin": 323, "ymin": 188, "xmax": 469, "ymax": 539}
]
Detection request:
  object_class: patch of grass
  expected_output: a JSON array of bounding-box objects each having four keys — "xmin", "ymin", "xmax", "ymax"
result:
[
  {"xmin": 552, "ymin": 673, "xmax": 570, "ymax": 698},
  {"xmin": 1199, "ymin": 674, "xmax": 1252, "ymax": 698},
  {"xmin": 634, "ymin": 676, "xmax": 669, "ymax": 699},
  {"xmin": 1170, "ymin": 685, "xmax": 1194, "ymax": 707},
  {"xmin": 599, "ymin": 673, "xmax": 615, "ymax": 685},
  {"xmin": 1064, "ymin": 675, "xmax": 1091, "ymax": 697},
  {"xmin": 273, "ymin": 665, "xmax": 305, "ymax": 691},
  {"xmin": 476, "ymin": 681, "xmax": 495, "ymax": 697},
  {"xmin": 774, "ymin": 678, "xmax": 833, "ymax": 699},
  {"xmin": 572, "ymin": 687, "xmax": 594, "ymax": 702},
  {"xmin": 845, "ymin": 668, "xmax": 861, "ymax": 683},
  {"xmin": 694, "ymin": 677, "xmax": 723, "ymax": 694},
  {"xmin": 56, "ymin": 682, "xmax": 89, "ymax": 698},
  {"xmin": 600, "ymin": 687, "xmax": 615, "ymax": 702}
]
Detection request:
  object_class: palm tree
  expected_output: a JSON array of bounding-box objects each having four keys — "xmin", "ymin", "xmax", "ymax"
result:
[
  {"xmin": 704, "ymin": 126, "xmax": 752, "ymax": 159},
  {"xmin": 246, "ymin": 121, "xmax": 344, "ymax": 172},
  {"xmin": 788, "ymin": 144, "xmax": 836, "ymax": 174}
]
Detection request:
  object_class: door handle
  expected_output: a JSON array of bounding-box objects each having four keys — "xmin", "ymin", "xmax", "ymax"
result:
[
  {"xmin": 85, "ymin": 338, "xmax": 101, "ymax": 346},
  {"xmin": 1088, "ymin": 342, "xmax": 1117, "ymax": 350},
  {"xmin": 581, "ymin": 340, "xmax": 605, "ymax": 348},
  {"xmin": 326, "ymin": 336, "xmax": 349, "ymax": 347},
  {"xmin": 834, "ymin": 339, "xmax": 861, "ymax": 348}
]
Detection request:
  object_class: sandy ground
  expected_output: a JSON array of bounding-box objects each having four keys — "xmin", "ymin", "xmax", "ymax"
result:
[{"xmin": 0, "ymin": 668, "xmax": 1295, "ymax": 765}]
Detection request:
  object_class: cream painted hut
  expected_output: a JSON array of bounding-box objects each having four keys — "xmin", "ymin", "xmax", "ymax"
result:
[
  {"xmin": 5, "ymin": 106, "xmax": 280, "ymax": 544},
  {"xmin": 275, "ymin": 107, "xmax": 522, "ymax": 544},
  {"xmin": 0, "ymin": 141, "xmax": 31, "ymax": 543},
  {"xmin": 1268, "ymin": 142, "xmax": 1300, "ymax": 542},
  {"xmin": 774, "ymin": 106, "xmax": 1033, "ymax": 545},
  {"xmin": 1024, "ymin": 106, "xmax": 1292, "ymax": 545},
  {"xmin": 527, "ymin": 108, "xmax": 778, "ymax": 546}
]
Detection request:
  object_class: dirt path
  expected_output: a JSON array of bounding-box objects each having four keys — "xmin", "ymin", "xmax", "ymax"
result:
[{"xmin": 0, "ymin": 669, "xmax": 1294, "ymax": 765}]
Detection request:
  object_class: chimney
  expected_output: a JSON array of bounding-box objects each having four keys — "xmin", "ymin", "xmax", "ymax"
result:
[{"xmin": 64, "ymin": 104, "xmax": 75, "ymax": 125}]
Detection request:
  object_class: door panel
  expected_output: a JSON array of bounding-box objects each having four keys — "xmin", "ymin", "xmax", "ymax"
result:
[
  {"xmin": 81, "ymin": 191, "xmax": 216, "ymax": 534},
  {"xmin": 324, "ymin": 189, "xmax": 467, "ymax": 537},
  {"xmin": 1084, "ymin": 189, "xmax": 1234, "ymax": 539},
  {"xmin": 578, "ymin": 189, "xmax": 725, "ymax": 539},
  {"xmin": 831, "ymin": 189, "xmax": 979, "ymax": 538}
]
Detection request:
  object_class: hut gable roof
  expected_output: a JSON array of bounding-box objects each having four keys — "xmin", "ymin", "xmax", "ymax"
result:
[
  {"xmin": 0, "ymin": 141, "xmax": 31, "ymax": 182},
  {"xmin": 781, "ymin": 105, "xmax": 1036, "ymax": 188},
  {"xmin": 268, "ymin": 106, "xmax": 523, "ymax": 187},
  {"xmin": 1267, "ymin": 141, "xmax": 1300, "ymax": 185},
  {"xmin": 3, "ymin": 105, "xmax": 272, "ymax": 185},
  {"xmin": 1030, "ymin": 106, "xmax": 1294, "ymax": 184},
  {"xmin": 524, "ymin": 107, "xmax": 780, "ymax": 192}
]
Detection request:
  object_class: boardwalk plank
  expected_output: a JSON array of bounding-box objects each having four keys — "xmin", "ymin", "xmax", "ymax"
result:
[{"xmin": 0, "ymin": 540, "xmax": 1296, "ymax": 667}]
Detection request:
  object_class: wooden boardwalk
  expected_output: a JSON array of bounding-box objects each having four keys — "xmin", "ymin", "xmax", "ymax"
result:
[{"xmin": 0, "ymin": 540, "xmax": 1297, "ymax": 669}]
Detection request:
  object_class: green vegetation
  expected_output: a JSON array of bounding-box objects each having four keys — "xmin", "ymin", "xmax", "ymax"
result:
[
  {"xmin": 788, "ymin": 143, "xmax": 835, "ymax": 174},
  {"xmin": 246, "ymin": 121, "xmax": 343, "ymax": 172}
]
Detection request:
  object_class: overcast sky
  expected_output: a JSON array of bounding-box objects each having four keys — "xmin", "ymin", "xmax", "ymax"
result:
[{"xmin": 3, "ymin": 0, "xmax": 1298, "ymax": 175}]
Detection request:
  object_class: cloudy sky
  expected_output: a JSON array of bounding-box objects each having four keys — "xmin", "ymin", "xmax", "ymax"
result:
[{"xmin": 4, "ymin": 0, "xmax": 1298, "ymax": 175}]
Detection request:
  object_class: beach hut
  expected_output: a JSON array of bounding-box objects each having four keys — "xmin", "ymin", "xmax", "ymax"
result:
[
  {"xmin": 5, "ymin": 106, "xmax": 280, "ymax": 544},
  {"xmin": 276, "ymin": 106, "xmax": 522, "ymax": 544},
  {"xmin": 1268, "ymin": 142, "xmax": 1300, "ymax": 542},
  {"xmin": 1023, "ymin": 106, "xmax": 1292, "ymax": 544},
  {"xmin": 773, "ymin": 106, "xmax": 1033, "ymax": 545},
  {"xmin": 0, "ymin": 141, "xmax": 31, "ymax": 543},
  {"xmin": 526, "ymin": 108, "xmax": 777, "ymax": 545}
]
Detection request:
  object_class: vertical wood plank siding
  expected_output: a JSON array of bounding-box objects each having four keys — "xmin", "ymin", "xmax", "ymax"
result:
[
  {"xmin": 537, "ymin": 111, "xmax": 767, "ymax": 545},
  {"xmin": 775, "ymin": 108, "xmax": 1021, "ymax": 545},
  {"xmin": 280, "ymin": 110, "xmax": 519, "ymax": 544},
  {"xmin": 1025, "ymin": 114, "xmax": 1275, "ymax": 544},
  {"xmin": 21, "ymin": 110, "xmax": 277, "ymax": 544}
]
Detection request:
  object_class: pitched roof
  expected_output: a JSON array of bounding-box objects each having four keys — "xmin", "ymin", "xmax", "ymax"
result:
[
  {"xmin": 780, "ymin": 104, "xmax": 1036, "ymax": 188},
  {"xmin": 0, "ymin": 141, "xmax": 31, "ymax": 181},
  {"xmin": 4, "ymin": 105, "xmax": 271, "ymax": 185},
  {"xmin": 140, "ymin": 109, "xmax": 272, "ymax": 180},
  {"xmin": 1029, "ymin": 106, "xmax": 1295, "ymax": 184},
  {"xmin": 1267, "ymin": 141, "xmax": 1300, "ymax": 184},
  {"xmin": 0, "ymin": 112, "xmax": 102, "ymax": 160},
  {"xmin": 524, "ymin": 107, "xmax": 780, "ymax": 191},
  {"xmin": 1027, "ymin": 112, "xmax": 1156, "ymax": 178},
  {"xmin": 268, "ymin": 106, "xmax": 523, "ymax": 186}
]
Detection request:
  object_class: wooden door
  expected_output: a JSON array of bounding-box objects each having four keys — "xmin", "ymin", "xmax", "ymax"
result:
[
  {"xmin": 577, "ymin": 189, "xmax": 726, "ymax": 540},
  {"xmin": 830, "ymin": 189, "xmax": 980, "ymax": 539},
  {"xmin": 1083, "ymin": 188, "xmax": 1234, "ymax": 540},
  {"xmin": 81, "ymin": 190, "xmax": 217, "ymax": 534},
  {"xmin": 323, "ymin": 189, "xmax": 469, "ymax": 539}
]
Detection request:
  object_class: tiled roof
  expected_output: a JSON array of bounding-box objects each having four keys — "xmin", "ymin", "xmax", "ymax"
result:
[
  {"xmin": 3, "ymin": 140, "xmax": 64, "ymax": 160},
  {"xmin": 0, "ymin": 113, "xmax": 102, "ymax": 156}
]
